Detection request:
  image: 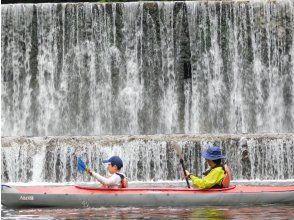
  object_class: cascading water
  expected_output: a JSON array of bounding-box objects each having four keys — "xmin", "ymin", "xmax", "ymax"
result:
[
  {"xmin": 2, "ymin": 1, "xmax": 294, "ymax": 137},
  {"xmin": 2, "ymin": 134, "xmax": 294, "ymax": 183}
]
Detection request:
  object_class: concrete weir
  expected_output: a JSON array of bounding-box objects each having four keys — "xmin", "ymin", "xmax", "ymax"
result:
[
  {"xmin": 1, "ymin": 133, "xmax": 294, "ymax": 183},
  {"xmin": 2, "ymin": 1, "xmax": 294, "ymax": 137}
]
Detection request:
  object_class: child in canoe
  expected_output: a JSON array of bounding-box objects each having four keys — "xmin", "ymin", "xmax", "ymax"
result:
[
  {"xmin": 185, "ymin": 146, "xmax": 231, "ymax": 189},
  {"xmin": 85, "ymin": 156, "xmax": 128, "ymax": 188}
]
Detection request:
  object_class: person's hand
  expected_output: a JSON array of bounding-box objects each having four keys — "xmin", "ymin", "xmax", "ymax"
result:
[
  {"xmin": 182, "ymin": 170, "xmax": 190, "ymax": 179},
  {"xmin": 86, "ymin": 167, "xmax": 92, "ymax": 176}
]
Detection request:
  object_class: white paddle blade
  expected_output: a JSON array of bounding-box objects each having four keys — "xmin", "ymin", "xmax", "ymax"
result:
[{"xmin": 171, "ymin": 142, "xmax": 183, "ymax": 160}]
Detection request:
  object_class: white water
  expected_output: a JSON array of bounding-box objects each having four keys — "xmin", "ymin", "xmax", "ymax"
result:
[
  {"xmin": 2, "ymin": 134, "xmax": 294, "ymax": 183},
  {"xmin": 1, "ymin": 1, "xmax": 294, "ymax": 137}
]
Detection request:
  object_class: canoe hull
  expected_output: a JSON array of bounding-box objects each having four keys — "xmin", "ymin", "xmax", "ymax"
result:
[{"xmin": 2, "ymin": 185, "xmax": 294, "ymax": 208}]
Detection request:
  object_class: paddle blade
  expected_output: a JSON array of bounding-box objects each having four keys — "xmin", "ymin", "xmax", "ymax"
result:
[
  {"xmin": 77, "ymin": 157, "xmax": 86, "ymax": 173},
  {"xmin": 172, "ymin": 142, "xmax": 183, "ymax": 160},
  {"xmin": 171, "ymin": 142, "xmax": 190, "ymax": 188}
]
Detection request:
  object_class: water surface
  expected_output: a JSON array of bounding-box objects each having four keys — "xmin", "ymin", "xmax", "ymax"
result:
[{"xmin": 2, "ymin": 205, "xmax": 294, "ymax": 219}]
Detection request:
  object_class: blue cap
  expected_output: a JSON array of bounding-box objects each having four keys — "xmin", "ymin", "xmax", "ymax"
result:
[
  {"xmin": 103, "ymin": 156, "xmax": 123, "ymax": 168},
  {"xmin": 201, "ymin": 146, "xmax": 225, "ymax": 160}
]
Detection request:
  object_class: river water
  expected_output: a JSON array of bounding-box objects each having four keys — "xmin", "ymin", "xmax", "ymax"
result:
[{"xmin": 2, "ymin": 205, "xmax": 294, "ymax": 219}]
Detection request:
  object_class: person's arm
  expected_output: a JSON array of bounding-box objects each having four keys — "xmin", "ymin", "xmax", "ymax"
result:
[
  {"xmin": 189, "ymin": 168, "xmax": 224, "ymax": 189},
  {"xmin": 91, "ymin": 171, "xmax": 121, "ymax": 186}
]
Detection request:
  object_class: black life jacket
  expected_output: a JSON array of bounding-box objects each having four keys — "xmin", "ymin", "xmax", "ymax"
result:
[{"xmin": 116, "ymin": 173, "xmax": 128, "ymax": 188}]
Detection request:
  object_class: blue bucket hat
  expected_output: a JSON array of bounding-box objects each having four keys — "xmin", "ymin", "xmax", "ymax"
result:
[
  {"xmin": 103, "ymin": 156, "xmax": 123, "ymax": 169},
  {"xmin": 201, "ymin": 146, "xmax": 225, "ymax": 160}
]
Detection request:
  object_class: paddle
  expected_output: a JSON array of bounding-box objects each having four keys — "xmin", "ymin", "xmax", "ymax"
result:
[
  {"xmin": 172, "ymin": 142, "xmax": 190, "ymax": 188},
  {"xmin": 77, "ymin": 157, "xmax": 87, "ymax": 173}
]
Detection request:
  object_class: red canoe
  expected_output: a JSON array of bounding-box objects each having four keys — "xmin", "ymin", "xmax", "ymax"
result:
[{"xmin": 2, "ymin": 184, "xmax": 294, "ymax": 208}]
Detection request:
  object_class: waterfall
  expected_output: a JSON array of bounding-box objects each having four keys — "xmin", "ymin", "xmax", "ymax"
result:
[
  {"xmin": 2, "ymin": 134, "xmax": 294, "ymax": 183},
  {"xmin": 1, "ymin": 1, "xmax": 294, "ymax": 137}
]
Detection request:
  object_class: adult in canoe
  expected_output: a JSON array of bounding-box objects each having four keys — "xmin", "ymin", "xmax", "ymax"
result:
[{"xmin": 185, "ymin": 146, "xmax": 231, "ymax": 189}]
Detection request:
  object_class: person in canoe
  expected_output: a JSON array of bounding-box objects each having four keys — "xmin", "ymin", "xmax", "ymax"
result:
[
  {"xmin": 85, "ymin": 156, "xmax": 128, "ymax": 189},
  {"xmin": 184, "ymin": 146, "xmax": 231, "ymax": 189}
]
